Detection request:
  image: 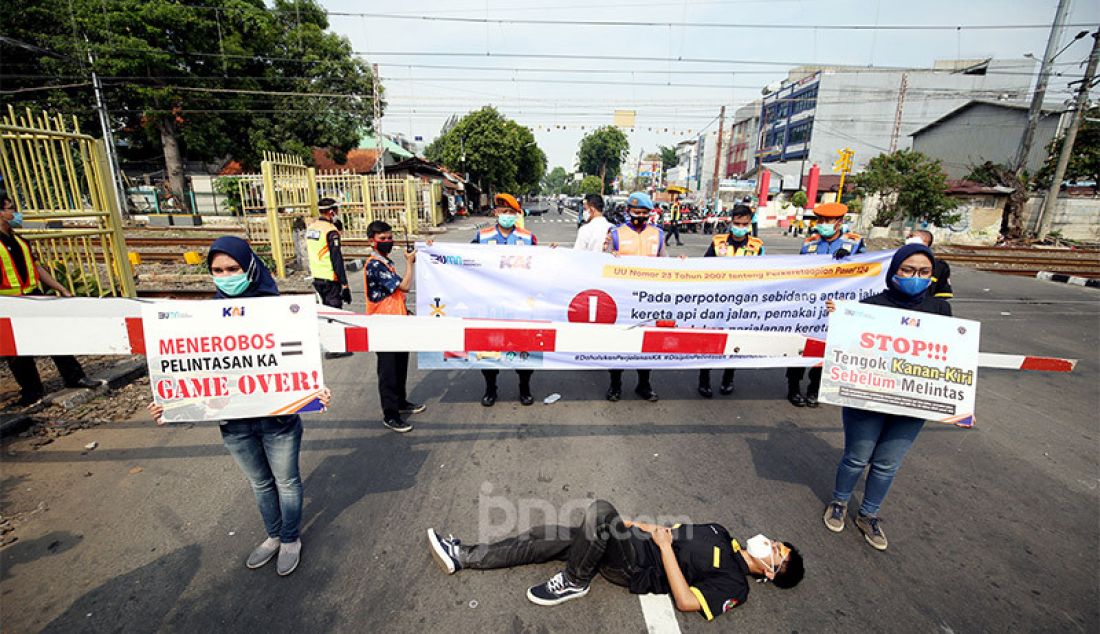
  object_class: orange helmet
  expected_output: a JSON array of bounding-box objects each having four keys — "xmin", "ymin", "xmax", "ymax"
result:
[
  {"xmin": 493, "ymin": 193, "xmax": 522, "ymax": 213},
  {"xmin": 814, "ymin": 202, "xmax": 847, "ymax": 218}
]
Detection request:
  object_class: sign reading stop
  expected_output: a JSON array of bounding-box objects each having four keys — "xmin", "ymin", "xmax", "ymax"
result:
[{"xmin": 567, "ymin": 289, "xmax": 618, "ymax": 324}]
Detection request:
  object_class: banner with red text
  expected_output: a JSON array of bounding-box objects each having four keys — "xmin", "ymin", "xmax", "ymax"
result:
[
  {"xmin": 818, "ymin": 302, "xmax": 980, "ymax": 426},
  {"xmin": 142, "ymin": 296, "xmax": 325, "ymax": 422}
]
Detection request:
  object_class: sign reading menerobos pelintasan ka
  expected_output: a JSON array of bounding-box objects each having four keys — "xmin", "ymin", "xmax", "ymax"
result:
[
  {"xmin": 142, "ymin": 296, "xmax": 325, "ymax": 422},
  {"xmin": 818, "ymin": 302, "xmax": 980, "ymax": 427}
]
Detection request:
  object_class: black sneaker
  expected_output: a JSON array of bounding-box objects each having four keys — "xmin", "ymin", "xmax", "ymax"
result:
[
  {"xmin": 67, "ymin": 377, "xmax": 106, "ymax": 390},
  {"xmin": 16, "ymin": 393, "xmax": 44, "ymax": 407},
  {"xmin": 719, "ymin": 382, "xmax": 735, "ymax": 396},
  {"xmin": 519, "ymin": 393, "xmax": 534, "ymax": 406},
  {"xmin": 787, "ymin": 390, "xmax": 807, "ymax": 407},
  {"xmin": 400, "ymin": 401, "xmax": 427, "ymax": 414},
  {"xmin": 806, "ymin": 392, "xmax": 820, "ymax": 407},
  {"xmin": 526, "ymin": 571, "xmax": 590, "ymax": 606},
  {"xmin": 481, "ymin": 392, "xmax": 497, "ymax": 407},
  {"xmin": 634, "ymin": 386, "xmax": 659, "ymax": 402},
  {"xmin": 426, "ymin": 528, "xmax": 462, "ymax": 575},
  {"xmin": 697, "ymin": 385, "xmax": 713, "ymax": 399},
  {"xmin": 605, "ymin": 388, "xmax": 621, "ymax": 402},
  {"xmin": 383, "ymin": 417, "xmax": 413, "ymax": 433}
]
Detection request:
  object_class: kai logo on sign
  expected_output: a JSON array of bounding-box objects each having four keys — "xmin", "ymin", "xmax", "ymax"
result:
[
  {"xmin": 900, "ymin": 316, "xmax": 921, "ymax": 327},
  {"xmin": 222, "ymin": 306, "xmax": 246, "ymax": 318}
]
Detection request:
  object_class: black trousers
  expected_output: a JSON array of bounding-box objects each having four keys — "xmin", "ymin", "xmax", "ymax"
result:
[
  {"xmin": 786, "ymin": 366, "xmax": 822, "ymax": 394},
  {"xmin": 377, "ymin": 351, "xmax": 409, "ymax": 419},
  {"xmin": 6, "ymin": 355, "xmax": 86, "ymax": 399},
  {"xmin": 752, "ymin": 222, "xmax": 759, "ymax": 237},
  {"xmin": 608, "ymin": 369, "xmax": 651, "ymax": 391},
  {"xmin": 313, "ymin": 279, "xmax": 343, "ymax": 309},
  {"xmin": 462, "ymin": 500, "xmax": 638, "ymax": 587},
  {"xmin": 664, "ymin": 222, "xmax": 680, "ymax": 245},
  {"xmin": 698, "ymin": 368, "xmax": 735, "ymax": 387},
  {"xmin": 482, "ymin": 369, "xmax": 533, "ymax": 395}
]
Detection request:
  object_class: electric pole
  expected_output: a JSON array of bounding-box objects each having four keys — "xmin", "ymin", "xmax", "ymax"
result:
[
  {"xmin": 711, "ymin": 105, "xmax": 726, "ymax": 211},
  {"xmin": 1014, "ymin": 0, "xmax": 1071, "ymax": 178},
  {"xmin": 372, "ymin": 63, "xmax": 386, "ymax": 181},
  {"xmin": 1037, "ymin": 30, "xmax": 1099, "ymax": 238},
  {"xmin": 86, "ymin": 42, "xmax": 129, "ymax": 218}
]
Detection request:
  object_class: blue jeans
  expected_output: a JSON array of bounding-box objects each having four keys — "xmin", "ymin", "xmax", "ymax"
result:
[
  {"xmin": 832, "ymin": 407, "xmax": 924, "ymax": 517},
  {"xmin": 220, "ymin": 416, "xmax": 304, "ymax": 542}
]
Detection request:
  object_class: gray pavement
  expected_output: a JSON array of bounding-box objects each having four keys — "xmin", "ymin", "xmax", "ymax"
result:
[{"xmin": 1, "ymin": 216, "xmax": 1097, "ymax": 633}]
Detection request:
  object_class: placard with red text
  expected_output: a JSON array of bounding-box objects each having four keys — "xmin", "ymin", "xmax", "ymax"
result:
[
  {"xmin": 819, "ymin": 302, "xmax": 980, "ymax": 427},
  {"xmin": 141, "ymin": 296, "xmax": 325, "ymax": 422}
]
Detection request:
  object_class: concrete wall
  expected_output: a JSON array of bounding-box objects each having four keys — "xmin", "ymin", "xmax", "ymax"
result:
[
  {"xmin": 852, "ymin": 193, "xmax": 1006, "ymax": 245},
  {"xmin": 912, "ymin": 104, "xmax": 1061, "ymax": 179},
  {"xmin": 1020, "ymin": 196, "xmax": 1100, "ymax": 242}
]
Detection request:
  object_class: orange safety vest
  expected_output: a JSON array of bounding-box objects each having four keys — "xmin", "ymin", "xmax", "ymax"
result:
[
  {"xmin": 0, "ymin": 233, "xmax": 39, "ymax": 296},
  {"xmin": 613, "ymin": 224, "xmax": 663, "ymax": 256},
  {"xmin": 712, "ymin": 235, "xmax": 764, "ymax": 257},
  {"xmin": 365, "ymin": 258, "xmax": 409, "ymax": 316}
]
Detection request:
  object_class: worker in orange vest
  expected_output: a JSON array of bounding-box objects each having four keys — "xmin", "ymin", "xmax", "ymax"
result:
[
  {"xmin": 605, "ymin": 192, "xmax": 664, "ymax": 402},
  {"xmin": 365, "ymin": 220, "xmax": 425, "ymax": 433}
]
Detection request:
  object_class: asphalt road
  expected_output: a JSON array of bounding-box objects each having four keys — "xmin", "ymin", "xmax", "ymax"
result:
[{"xmin": 1, "ymin": 213, "xmax": 1097, "ymax": 633}]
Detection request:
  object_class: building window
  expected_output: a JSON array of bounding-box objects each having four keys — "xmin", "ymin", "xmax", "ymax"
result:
[{"xmin": 786, "ymin": 120, "xmax": 813, "ymax": 145}]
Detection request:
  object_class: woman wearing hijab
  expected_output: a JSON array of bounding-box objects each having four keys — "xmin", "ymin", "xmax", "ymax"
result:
[
  {"xmin": 148, "ymin": 237, "xmax": 330, "ymax": 576},
  {"xmin": 821, "ymin": 243, "xmax": 951, "ymax": 551}
]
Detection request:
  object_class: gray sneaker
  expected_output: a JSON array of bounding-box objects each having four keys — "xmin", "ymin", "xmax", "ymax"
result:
[
  {"xmin": 246, "ymin": 538, "xmax": 280, "ymax": 569},
  {"xmin": 855, "ymin": 514, "xmax": 888, "ymax": 551},
  {"xmin": 823, "ymin": 501, "xmax": 847, "ymax": 533},
  {"xmin": 277, "ymin": 540, "xmax": 302, "ymax": 576}
]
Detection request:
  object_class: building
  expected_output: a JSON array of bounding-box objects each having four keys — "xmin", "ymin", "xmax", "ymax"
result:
[
  {"xmin": 910, "ymin": 100, "xmax": 1063, "ymax": 179},
  {"xmin": 665, "ymin": 139, "xmax": 697, "ymax": 189},
  {"xmin": 726, "ymin": 100, "xmax": 761, "ymax": 178},
  {"xmin": 754, "ymin": 58, "xmax": 1035, "ymax": 180},
  {"xmin": 696, "ymin": 127, "xmax": 731, "ymax": 199}
]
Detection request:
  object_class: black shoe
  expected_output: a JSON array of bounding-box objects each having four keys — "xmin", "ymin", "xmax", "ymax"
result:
[
  {"xmin": 323, "ymin": 351, "xmax": 353, "ymax": 359},
  {"xmin": 697, "ymin": 385, "xmax": 713, "ymax": 399},
  {"xmin": 605, "ymin": 388, "xmax": 621, "ymax": 402},
  {"xmin": 519, "ymin": 393, "xmax": 534, "ymax": 406},
  {"xmin": 67, "ymin": 377, "xmax": 105, "ymax": 389},
  {"xmin": 634, "ymin": 386, "xmax": 659, "ymax": 402},
  {"xmin": 788, "ymin": 391, "xmax": 807, "ymax": 407},
  {"xmin": 481, "ymin": 392, "xmax": 497, "ymax": 407},
  {"xmin": 16, "ymin": 393, "xmax": 44, "ymax": 407},
  {"xmin": 400, "ymin": 401, "xmax": 427, "ymax": 414},
  {"xmin": 526, "ymin": 571, "xmax": 590, "ymax": 606},
  {"xmin": 676, "ymin": 242, "xmax": 684, "ymax": 246},
  {"xmin": 383, "ymin": 417, "xmax": 413, "ymax": 433},
  {"xmin": 426, "ymin": 528, "xmax": 463, "ymax": 575},
  {"xmin": 719, "ymin": 382, "xmax": 735, "ymax": 396},
  {"xmin": 806, "ymin": 392, "xmax": 820, "ymax": 408}
]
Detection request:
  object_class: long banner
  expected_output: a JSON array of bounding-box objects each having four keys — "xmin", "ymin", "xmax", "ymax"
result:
[{"xmin": 415, "ymin": 243, "xmax": 894, "ymax": 369}]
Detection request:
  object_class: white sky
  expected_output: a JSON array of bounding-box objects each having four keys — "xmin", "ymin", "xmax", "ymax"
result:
[{"xmin": 321, "ymin": 0, "xmax": 1099, "ymax": 171}]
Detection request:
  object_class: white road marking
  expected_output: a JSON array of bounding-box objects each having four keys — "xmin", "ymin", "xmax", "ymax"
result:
[{"xmin": 638, "ymin": 593, "xmax": 682, "ymax": 634}]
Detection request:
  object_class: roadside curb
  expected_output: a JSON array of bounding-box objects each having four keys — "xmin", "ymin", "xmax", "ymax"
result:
[
  {"xmin": 0, "ymin": 359, "xmax": 148, "ymax": 439},
  {"xmin": 1036, "ymin": 271, "xmax": 1100, "ymax": 289}
]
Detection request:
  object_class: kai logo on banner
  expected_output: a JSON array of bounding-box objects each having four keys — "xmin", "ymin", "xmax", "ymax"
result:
[
  {"xmin": 222, "ymin": 306, "xmax": 246, "ymax": 318},
  {"xmin": 900, "ymin": 316, "xmax": 921, "ymax": 327}
]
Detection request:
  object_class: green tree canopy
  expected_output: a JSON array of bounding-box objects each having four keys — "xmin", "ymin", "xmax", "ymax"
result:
[
  {"xmin": 577, "ymin": 126, "xmax": 629, "ymax": 192},
  {"xmin": 541, "ymin": 166, "xmax": 569, "ymax": 195},
  {"xmin": 854, "ymin": 149, "xmax": 958, "ymax": 227},
  {"xmin": 425, "ymin": 106, "xmax": 546, "ymax": 194},
  {"xmin": 1034, "ymin": 106, "xmax": 1100, "ymax": 188},
  {"xmin": 577, "ymin": 175, "xmax": 603, "ymax": 196},
  {"xmin": 659, "ymin": 145, "xmax": 678, "ymax": 170},
  {"xmin": 2, "ymin": 0, "xmax": 379, "ymax": 212}
]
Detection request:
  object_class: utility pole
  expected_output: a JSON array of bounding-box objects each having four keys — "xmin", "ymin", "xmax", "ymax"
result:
[
  {"xmin": 371, "ymin": 63, "xmax": 386, "ymax": 181},
  {"xmin": 87, "ymin": 45, "xmax": 129, "ymax": 219},
  {"xmin": 1014, "ymin": 0, "xmax": 1071, "ymax": 178},
  {"xmin": 889, "ymin": 72, "xmax": 909, "ymax": 153},
  {"xmin": 711, "ymin": 105, "xmax": 726, "ymax": 211},
  {"xmin": 1037, "ymin": 30, "xmax": 1099, "ymax": 238}
]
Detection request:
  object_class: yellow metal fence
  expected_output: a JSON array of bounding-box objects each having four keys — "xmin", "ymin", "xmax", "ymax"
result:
[{"xmin": 0, "ymin": 107, "xmax": 135, "ymax": 297}]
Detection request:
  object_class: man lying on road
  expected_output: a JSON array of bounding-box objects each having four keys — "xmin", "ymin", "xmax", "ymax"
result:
[{"xmin": 426, "ymin": 499, "xmax": 803, "ymax": 621}]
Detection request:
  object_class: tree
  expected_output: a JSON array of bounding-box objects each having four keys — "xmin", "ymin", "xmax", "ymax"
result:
[
  {"xmin": 791, "ymin": 191, "xmax": 808, "ymax": 208},
  {"xmin": 854, "ymin": 150, "xmax": 958, "ymax": 227},
  {"xmin": 1034, "ymin": 106, "xmax": 1100, "ymax": 189},
  {"xmin": 577, "ymin": 126, "xmax": 629, "ymax": 193},
  {"xmin": 425, "ymin": 107, "xmax": 545, "ymax": 194},
  {"xmin": 2, "ymin": 0, "xmax": 379, "ymax": 212},
  {"xmin": 965, "ymin": 161, "xmax": 1029, "ymax": 239},
  {"xmin": 659, "ymin": 145, "xmax": 679, "ymax": 170},
  {"xmin": 577, "ymin": 175, "xmax": 603, "ymax": 196},
  {"xmin": 541, "ymin": 166, "xmax": 569, "ymax": 195}
]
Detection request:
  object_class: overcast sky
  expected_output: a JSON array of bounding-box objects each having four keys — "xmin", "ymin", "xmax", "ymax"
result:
[{"xmin": 321, "ymin": 0, "xmax": 1099, "ymax": 172}]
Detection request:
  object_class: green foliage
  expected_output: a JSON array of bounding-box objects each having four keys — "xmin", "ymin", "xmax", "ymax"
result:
[
  {"xmin": 854, "ymin": 149, "xmax": 958, "ymax": 227},
  {"xmin": 965, "ymin": 161, "xmax": 1026, "ymax": 188},
  {"xmin": 541, "ymin": 166, "xmax": 569, "ymax": 195},
  {"xmin": 3, "ymin": 0, "xmax": 379, "ymax": 177},
  {"xmin": 791, "ymin": 190, "xmax": 808, "ymax": 208},
  {"xmin": 658, "ymin": 145, "xmax": 678, "ymax": 170},
  {"xmin": 578, "ymin": 126, "xmax": 629, "ymax": 191},
  {"xmin": 1034, "ymin": 106, "xmax": 1100, "ymax": 188},
  {"xmin": 46, "ymin": 261, "xmax": 106, "ymax": 297},
  {"xmin": 577, "ymin": 175, "xmax": 603, "ymax": 196},
  {"xmin": 424, "ymin": 107, "xmax": 546, "ymax": 194},
  {"xmin": 212, "ymin": 176, "xmax": 244, "ymax": 216}
]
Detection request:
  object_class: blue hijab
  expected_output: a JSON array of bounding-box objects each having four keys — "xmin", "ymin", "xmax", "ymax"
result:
[
  {"xmin": 207, "ymin": 236, "xmax": 280, "ymax": 298},
  {"xmin": 884, "ymin": 243, "xmax": 936, "ymax": 308}
]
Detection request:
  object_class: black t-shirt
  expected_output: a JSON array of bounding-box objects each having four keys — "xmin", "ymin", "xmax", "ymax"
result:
[
  {"xmin": 0, "ymin": 230, "xmax": 31, "ymax": 279},
  {"xmin": 931, "ymin": 259, "xmax": 952, "ymax": 298},
  {"xmin": 629, "ymin": 523, "xmax": 749, "ymax": 621}
]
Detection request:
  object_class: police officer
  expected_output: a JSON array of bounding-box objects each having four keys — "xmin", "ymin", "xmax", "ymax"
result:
[
  {"xmin": 698, "ymin": 204, "xmax": 765, "ymax": 399},
  {"xmin": 606, "ymin": 192, "xmax": 664, "ymax": 402},
  {"xmin": 473, "ymin": 193, "xmax": 537, "ymax": 407},
  {"xmin": 664, "ymin": 198, "xmax": 684, "ymax": 247},
  {"xmin": 1, "ymin": 193, "xmax": 102, "ymax": 406},
  {"xmin": 305, "ymin": 198, "xmax": 352, "ymax": 359},
  {"xmin": 786, "ymin": 201, "xmax": 864, "ymax": 407}
]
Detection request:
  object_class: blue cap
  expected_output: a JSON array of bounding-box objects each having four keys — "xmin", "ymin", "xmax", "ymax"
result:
[{"xmin": 626, "ymin": 192, "xmax": 654, "ymax": 210}]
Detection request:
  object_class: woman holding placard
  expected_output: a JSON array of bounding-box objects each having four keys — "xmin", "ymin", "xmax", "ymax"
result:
[
  {"xmin": 821, "ymin": 243, "xmax": 951, "ymax": 552},
  {"xmin": 148, "ymin": 236, "xmax": 331, "ymax": 576}
]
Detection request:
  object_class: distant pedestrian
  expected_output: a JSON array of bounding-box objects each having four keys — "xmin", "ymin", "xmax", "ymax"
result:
[
  {"xmin": 574, "ymin": 194, "xmax": 611, "ymax": 252},
  {"xmin": 664, "ymin": 198, "xmax": 684, "ymax": 247},
  {"xmin": 148, "ymin": 236, "xmax": 332, "ymax": 577}
]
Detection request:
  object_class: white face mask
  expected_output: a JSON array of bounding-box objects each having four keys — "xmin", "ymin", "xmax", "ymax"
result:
[
  {"xmin": 582, "ymin": 208, "xmax": 591, "ymax": 222},
  {"xmin": 905, "ymin": 237, "xmax": 925, "ymax": 245},
  {"xmin": 746, "ymin": 534, "xmax": 771, "ymax": 559}
]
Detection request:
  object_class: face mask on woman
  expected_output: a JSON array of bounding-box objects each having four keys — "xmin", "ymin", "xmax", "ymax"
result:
[
  {"xmin": 892, "ymin": 275, "xmax": 931, "ymax": 296},
  {"xmin": 9, "ymin": 211, "xmax": 24, "ymax": 227},
  {"xmin": 213, "ymin": 273, "xmax": 251, "ymax": 296}
]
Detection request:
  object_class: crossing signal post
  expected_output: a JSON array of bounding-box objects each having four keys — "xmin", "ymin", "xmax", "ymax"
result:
[{"xmin": 832, "ymin": 147, "xmax": 855, "ymax": 202}]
